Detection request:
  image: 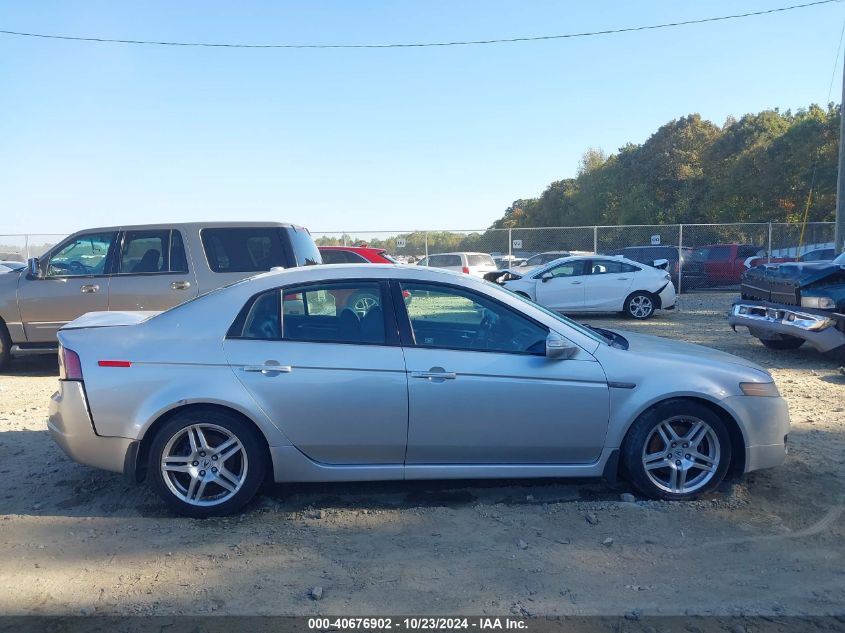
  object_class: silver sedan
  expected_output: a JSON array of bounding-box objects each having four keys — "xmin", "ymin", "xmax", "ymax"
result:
[{"xmin": 48, "ymin": 264, "xmax": 789, "ymax": 516}]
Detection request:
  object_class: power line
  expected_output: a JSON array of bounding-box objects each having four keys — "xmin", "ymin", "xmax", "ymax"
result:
[{"xmin": 0, "ymin": 0, "xmax": 840, "ymax": 50}]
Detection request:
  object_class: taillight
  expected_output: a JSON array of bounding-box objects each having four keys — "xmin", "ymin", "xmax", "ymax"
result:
[
  {"xmin": 462, "ymin": 266, "xmax": 470, "ymax": 274},
  {"xmin": 59, "ymin": 347, "xmax": 83, "ymax": 381}
]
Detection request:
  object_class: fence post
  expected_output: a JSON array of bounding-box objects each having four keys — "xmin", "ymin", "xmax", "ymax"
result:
[
  {"xmin": 677, "ymin": 224, "xmax": 683, "ymax": 297},
  {"xmin": 508, "ymin": 228, "xmax": 512, "ymax": 258},
  {"xmin": 424, "ymin": 231, "xmax": 429, "ymax": 264},
  {"xmin": 24, "ymin": 234, "xmax": 30, "ymax": 259},
  {"xmin": 767, "ymin": 223, "xmax": 772, "ymax": 263},
  {"xmin": 593, "ymin": 226, "xmax": 598, "ymax": 254}
]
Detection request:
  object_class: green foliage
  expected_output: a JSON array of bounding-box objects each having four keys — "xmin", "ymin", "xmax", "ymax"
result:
[{"xmin": 492, "ymin": 104, "xmax": 840, "ymax": 228}]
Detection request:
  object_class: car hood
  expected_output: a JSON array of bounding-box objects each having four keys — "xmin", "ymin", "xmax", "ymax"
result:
[
  {"xmin": 745, "ymin": 261, "xmax": 845, "ymax": 287},
  {"xmin": 618, "ymin": 330, "xmax": 769, "ymax": 375}
]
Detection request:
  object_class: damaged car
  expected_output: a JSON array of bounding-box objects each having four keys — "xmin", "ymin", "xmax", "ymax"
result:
[{"xmin": 729, "ymin": 251, "xmax": 845, "ymax": 361}]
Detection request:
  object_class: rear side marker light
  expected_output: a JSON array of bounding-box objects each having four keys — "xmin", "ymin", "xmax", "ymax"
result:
[
  {"xmin": 98, "ymin": 360, "xmax": 132, "ymax": 368},
  {"xmin": 462, "ymin": 266, "xmax": 470, "ymax": 274}
]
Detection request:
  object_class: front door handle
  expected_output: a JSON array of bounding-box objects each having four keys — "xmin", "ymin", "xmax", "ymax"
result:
[
  {"xmin": 570, "ymin": 281, "xmax": 583, "ymax": 285},
  {"xmin": 617, "ymin": 277, "xmax": 630, "ymax": 280},
  {"xmin": 171, "ymin": 280, "xmax": 192, "ymax": 290},
  {"xmin": 411, "ymin": 368, "xmax": 457, "ymax": 381},
  {"xmin": 80, "ymin": 284, "xmax": 99, "ymax": 294},
  {"xmin": 243, "ymin": 364, "xmax": 292, "ymax": 375}
]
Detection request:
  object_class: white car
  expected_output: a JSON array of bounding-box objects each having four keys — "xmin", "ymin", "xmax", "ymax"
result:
[
  {"xmin": 503, "ymin": 255, "xmax": 675, "ymax": 319},
  {"xmin": 417, "ymin": 252, "xmax": 498, "ymax": 278}
]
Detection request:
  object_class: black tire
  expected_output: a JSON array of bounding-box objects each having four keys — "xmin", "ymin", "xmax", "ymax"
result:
[
  {"xmin": 0, "ymin": 320, "xmax": 11, "ymax": 372},
  {"xmin": 622, "ymin": 400, "xmax": 732, "ymax": 501},
  {"xmin": 760, "ymin": 337, "xmax": 805, "ymax": 351},
  {"xmin": 147, "ymin": 408, "xmax": 267, "ymax": 518},
  {"xmin": 624, "ymin": 291, "xmax": 656, "ymax": 320}
]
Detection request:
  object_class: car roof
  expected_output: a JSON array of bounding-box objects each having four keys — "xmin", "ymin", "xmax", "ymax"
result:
[
  {"xmin": 427, "ymin": 252, "xmax": 491, "ymax": 256},
  {"xmin": 318, "ymin": 245, "xmax": 386, "ymax": 253},
  {"xmin": 64, "ymin": 221, "xmax": 303, "ymax": 234}
]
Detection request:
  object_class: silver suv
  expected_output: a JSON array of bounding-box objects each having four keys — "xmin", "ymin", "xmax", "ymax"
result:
[{"xmin": 0, "ymin": 222, "xmax": 320, "ymax": 369}]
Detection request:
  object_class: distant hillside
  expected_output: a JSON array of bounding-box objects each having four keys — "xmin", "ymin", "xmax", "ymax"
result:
[{"xmin": 492, "ymin": 104, "xmax": 839, "ymax": 228}]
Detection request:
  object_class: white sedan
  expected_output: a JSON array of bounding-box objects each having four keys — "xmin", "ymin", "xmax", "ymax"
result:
[{"xmin": 502, "ymin": 255, "xmax": 676, "ymax": 319}]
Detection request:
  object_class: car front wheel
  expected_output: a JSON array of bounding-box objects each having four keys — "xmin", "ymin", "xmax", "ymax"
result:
[
  {"xmin": 148, "ymin": 409, "xmax": 267, "ymax": 517},
  {"xmin": 622, "ymin": 401, "xmax": 731, "ymax": 501},
  {"xmin": 624, "ymin": 291, "xmax": 656, "ymax": 319}
]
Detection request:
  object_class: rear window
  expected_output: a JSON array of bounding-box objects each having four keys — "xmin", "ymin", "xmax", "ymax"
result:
[
  {"xmin": 201, "ymin": 228, "xmax": 292, "ymax": 273},
  {"xmin": 287, "ymin": 227, "xmax": 322, "ymax": 266},
  {"xmin": 428, "ymin": 254, "xmax": 462, "ymax": 267},
  {"xmin": 467, "ymin": 254, "xmax": 495, "ymax": 267}
]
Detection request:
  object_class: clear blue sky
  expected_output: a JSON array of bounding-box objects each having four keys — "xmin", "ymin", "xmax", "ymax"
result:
[{"xmin": 1, "ymin": 0, "xmax": 844, "ymax": 236}]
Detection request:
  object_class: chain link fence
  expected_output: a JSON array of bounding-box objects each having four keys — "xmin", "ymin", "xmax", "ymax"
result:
[
  {"xmin": 0, "ymin": 234, "xmax": 66, "ymax": 262},
  {"xmin": 313, "ymin": 222, "xmax": 837, "ymax": 291}
]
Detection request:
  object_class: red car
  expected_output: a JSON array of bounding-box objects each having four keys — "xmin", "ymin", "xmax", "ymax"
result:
[
  {"xmin": 694, "ymin": 243, "xmax": 766, "ymax": 285},
  {"xmin": 318, "ymin": 245, "xmax": 397, "ymax": 264}
]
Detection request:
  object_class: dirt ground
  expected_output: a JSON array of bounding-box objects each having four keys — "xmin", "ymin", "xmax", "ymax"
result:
[{"xmin": 1, "ymin": 291, "xmax": 843, "ymax": 619}]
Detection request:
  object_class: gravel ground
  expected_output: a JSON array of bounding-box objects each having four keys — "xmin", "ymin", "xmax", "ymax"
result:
[{"xmin": 0, "ymin": 291, "xmax": 843, "ymax": 618}]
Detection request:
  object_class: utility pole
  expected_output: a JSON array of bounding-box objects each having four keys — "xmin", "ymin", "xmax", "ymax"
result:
[{"xmin": 836, "ymin": 44, "xmax": 845, "ymax": 255}]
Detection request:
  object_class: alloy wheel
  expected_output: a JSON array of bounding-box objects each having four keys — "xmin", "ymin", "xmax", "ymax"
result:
[
  {"xmin": 160, "ymin": 423, "xmax": 248, "ymax": 507},
  {"xmin": 641, "ymin": 416, "xmax": 720, "ymax": 494},
  {"xmin": 629, "ymin": 295, "xmax": 653, "ymax": 318}
]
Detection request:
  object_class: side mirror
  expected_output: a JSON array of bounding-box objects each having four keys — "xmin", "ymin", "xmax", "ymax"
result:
[
  {"xmin": 540, "ymin": 272, "xmax": 553, "ymax": 283},
  {"xmin": 546, "ymin": 332, "xmax": 578, "ymax": 360},
  {"xmin": 652, "ymin": 258, "xmax": 669, "ymax": 270},
  {"xmin": 27, "ymin": 257, "xmax": 43, "ymax": 279}
]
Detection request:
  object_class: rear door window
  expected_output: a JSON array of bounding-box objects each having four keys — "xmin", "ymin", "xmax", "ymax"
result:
[
  {"xmin": 201, "ymin": 228, "xmax": 291, "ymax": 273},
  {"xmin": 118, "ymin": 229, "xmax": 189, "ymax": 274},
  {"xmin": 428, "ymin": 255, "xmax": 462, "ymax": 267},
  {"xmin": 235, "ymin": 282, "xmax": 387, "ymax": 344}
]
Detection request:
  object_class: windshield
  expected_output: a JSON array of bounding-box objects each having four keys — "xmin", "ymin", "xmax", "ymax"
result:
[
  {"xmin": 488, "ymin": 281, "xmax": 609, "ymax": 345},
  {"xmin": 834, "ymin": 251, "xmax": 845, "ymax": 265}
]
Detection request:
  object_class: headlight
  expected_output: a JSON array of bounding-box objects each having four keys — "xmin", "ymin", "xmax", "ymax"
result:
[
  {"xmin": 739, "ymin": 381, "xmax": 780, "ymax": 397},
  {"xmin": 800, "ymin": 296, "xmax": 835, "ymax": 309}
]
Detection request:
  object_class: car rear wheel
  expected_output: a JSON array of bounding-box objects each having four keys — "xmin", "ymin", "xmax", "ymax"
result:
[
  {"xmin": 624, "ymin": 292, "xmax": 656, "ymax": 320},
  {"xmin": 622, "ymin": 400, "xmax": 731, "ymax": 501},
  {"xmin": 760, "ymin": 337, "xmax": 805, "ymax": 351},
  {"xmin": 148, "ymin": 409, "xmax": 267, "ymax": 517}
]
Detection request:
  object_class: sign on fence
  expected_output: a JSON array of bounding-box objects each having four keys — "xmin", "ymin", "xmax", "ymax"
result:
[
  {"xmin": 650, "ymin": 234, "xmax": 661, "ymax": 245},
  {"xmin": 396, "ymin": 238, "xmax": 406, "ymax": 248},
  {"xmin": 512, "ymin": 239, "xmax": 523, "ymax": 249}
]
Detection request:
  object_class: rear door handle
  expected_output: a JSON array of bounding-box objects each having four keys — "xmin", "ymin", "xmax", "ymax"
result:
[
  {"xmin": 411, "ymin": 370, "xmax": 457, "ymax": 380},
  {"xmin": 243, "ymin": 364, "xmax": 292, "ymax": 375},
  {"xmin": 80, "ymin": 284, "xmax": 99, "ymax": 294},
  {"xmin": 570, "ymin": 281, "xmax": 583, "ymax": 285},
  {"xmin": 617, "ymin": 277, "xmax": 630, "ymax": 280},
  {"xmin": 171, "ymin": 280, "xmax": 192, "ymax": 290}
]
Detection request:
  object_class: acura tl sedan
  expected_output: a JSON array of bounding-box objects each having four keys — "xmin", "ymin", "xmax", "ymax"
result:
[{"xmin": 48, "ymin": 264, "xmax": 789, "ymax": 516}]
